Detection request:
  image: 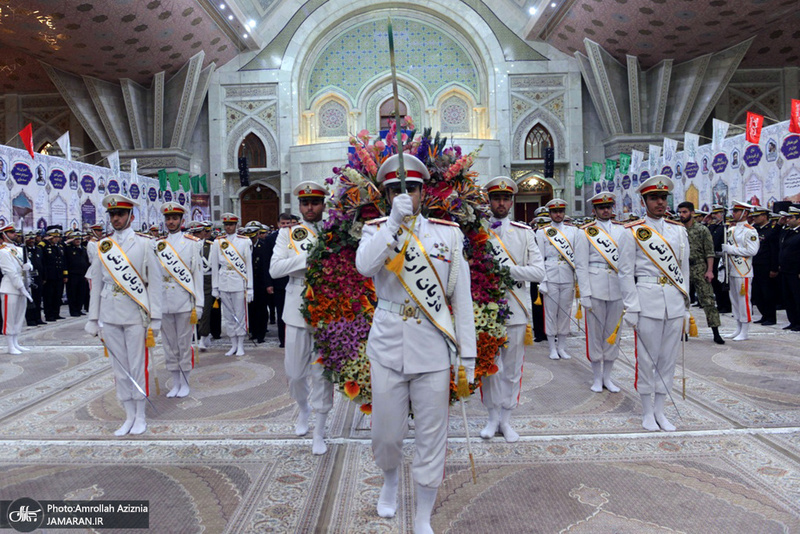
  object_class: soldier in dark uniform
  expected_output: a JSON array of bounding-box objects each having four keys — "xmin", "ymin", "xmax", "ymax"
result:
[
  {"xmin": 247, "ymin": 222, "xmax": 270, "ymax": 343},
  {"xmin": 25, "ymin": 232, "xmax": 45, "ymax": 326},
  {"xmin": 529, "ymin": 212, "xmax": 550, "ymax": 342},
  {"xmin": 264, "ymin": 213, "xmax": 293, "ymax": 348},
  {"xmin": 41, "ymin": 225, "xmax": 66, "ymax": 321},
  {"xmin": 779, "ymin": 207, "xmax": 800, "ymax": 331},
  {"xmin": 64, "ymin": 230, "xmax": 90, "ymax": 317},
  {"xmin": 751, "ymin": 207, "xmax": 780, "ymax": 325},
  {"xmin": 707, "ymin": 205, "xmax": 731, "ymax": 314},
  {"xmin": 191, "ymin": 222, "xmax": 217, "ymax": 349}
]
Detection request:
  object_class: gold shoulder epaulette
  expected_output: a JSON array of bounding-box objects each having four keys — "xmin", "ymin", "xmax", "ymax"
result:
[
  {"xmin": 624, "ymin": 219, "xmax": 644, "ymax": 228},
  {"xmin": 611, "ymin": 220, "xmax": 625, "ymax": 225},
  {"xmin": 510, "ymin": 220, "xmax": 531, "ymax": 230},
  {"xmin": 664, "ymin": 219, "xmax": 683, "ymax": 225},
  {"xmin": 743, "ymin": 223, "xmax": 755, "ymax": 229},
  {"xmin": 580, "ymin": 221, "xmax": 597, "ymax": 230},
  {"xmin": 184, "ymin": 234, "xmax": 200, "ymax": 241},
  {"xmin": 365, "ymin": 216, "xmax": 389, "ymax": 226},
  {"xmin": 429, "ymin": 217, "xmax": 460, "ymax": 227}
]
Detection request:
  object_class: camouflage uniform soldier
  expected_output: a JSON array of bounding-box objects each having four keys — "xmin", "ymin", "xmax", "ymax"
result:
[{"xmin": 678, "ymin": 202, "xmax": 724, "ymax": 344}]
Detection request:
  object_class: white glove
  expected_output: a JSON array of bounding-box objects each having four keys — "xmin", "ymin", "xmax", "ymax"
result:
[
  {"xmin": 721, "ymin": 244, "xmax": 734, "ymax": 254},
  {"xmin": 212, "ymin": 288, "xmax": 219, "ymax": 299},
  {"xmin": 580, "ymin": 296, "xmax": 592, "ymax": 310},
  {"xmin": 150, "ymin": 319, "xmax": 161, "ymax": 336},
  {"xmin": 21, "ymin": 288, "xmax": 33, "ymax": 303},
  {"xmin": 23, "ymin": 262, "xmax": 32, "ymax": 272},
  {"xmin": 465, "ymin": 365, "xmax": 475, "ymax": 384},
  {"xmin": 195, "ymin": 307, "xmax": 203, "ymax": 318},
  {"xmin": 623, "ymin": 312, "xmax": 638, "ymax": 329},
  {"xmin": 85, "ymin": 320, "xmax": 99, "ymax": 337},
  {"xmin": 387, "ymin": 194, "xmax": 414, "ymax": 231},
  {"xmin": 538, "ymin": 282, "xmax": 548, "ymax": 295},
  {"xmin": 246, "ymin": 289, "xmax": 254, "ymax": 303}
]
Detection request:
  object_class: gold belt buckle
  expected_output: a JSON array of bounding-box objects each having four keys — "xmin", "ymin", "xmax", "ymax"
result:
[
  {"xmin": 400, "ymin": 303, "xmax": 419, "ymax": 321},
  {"xmin": 658, "ymin": 275, "xmax": 668, "ymax": 285}
]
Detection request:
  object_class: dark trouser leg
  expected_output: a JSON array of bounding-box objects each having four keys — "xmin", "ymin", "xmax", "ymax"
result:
[
  {"xmin": 276, "ymin": 290, "xmax": 286, "ymax": 346},
  {"xmin": 782, "ymin": 273, "xmax": 800, "ymax": 327},
  {"xmin": 752, "ymin": 266, "xmax": 776, "ymax": 322}
]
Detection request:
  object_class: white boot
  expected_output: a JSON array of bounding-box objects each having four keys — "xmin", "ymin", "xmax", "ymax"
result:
[
  {"xmin": 732, "ymin": 322, "xmax": 750, "ymax": 341},
  {"xmin": 480, "ymin": 408, "xmax": 500, "ymax": 439},
  {"xmin": 235, "ymin": 335, "xmax": 245, "ymax": 356},
  {"xmin": 198, "ymin": 335, "xmax": 209, "ymax": 350},
  {"xmin": 6, "ymin": 336, "xmax": 21, "ymax": 355},
  {"xmin": 176, "ymin": 370, "xmax": 191, "ymax": 398},
  {"xmin": 556, "ymin": 335, "xmax": 571, "ymax": 359},
  {"xmin": 114, "ymin": 401, "xmax": 136, "ymax": 436},
  {"xmin": 640, "ymin": 394, "xmax": 658, "ymax": 431},
  {"xmin": 654, "ymin": 393, "xmax": 676, "ymax": 431},
  {"xmin": 414, "ymin": 483, "xmax": 438, "ymax": 534},
  {"xmin": 590, "ymin": 361, "xmax": 603, "ymax": 392},
  {"xmin": 129, "ymin": 399, "xmax": 147, "ymax": 435},
  {"xmin": 547, "ymin": 337, "xmax": 559, "ymax": 360},
  {"xmin": 602, "ymin": 361, "xmax": 620, "ymax": 392},
  {"xmin": 295, "ymin": 404, "xmax": 310, "ymax": 436},
  {"xmin": 166, "ymin": 371, "xmax": 181, "ymax": 398},
  {"xmin": 498, "ymin": 408, "xmax": 519, "ymax": 443},
  {"xmin": 13, "ymin": 336, "xmax": 30, "ymax": 352},
  {"xmin": 312, "ymin": 412, "xmax": 328, "ymax": 455},
  {"xmin": 727, "ymin": 321, "xmax": 742, "ymax": 339},
  {"xmin": 377, "ymin": 467, "xmax": 399, "ymax": 518},
  {"xmin": 224, "ymin": 337, "xmax": 237, "ymax": 356}
]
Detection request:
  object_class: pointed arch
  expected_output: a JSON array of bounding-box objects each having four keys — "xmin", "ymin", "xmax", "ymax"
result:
[{"xmin": 227, "ymin": 119, "xmax": 278, "ymax": 172}]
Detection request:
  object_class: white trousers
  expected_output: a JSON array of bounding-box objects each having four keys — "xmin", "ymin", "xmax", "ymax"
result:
[
  {"xmin": 542, "ymin": 283, "xmax": 574, "ymax": 336},
  {"xmin": 1, "ymin": 293, "xmax": 26, "ymax": 336},
  {"xmin": 585, "ymin": 297, "xmax": 623, "ymax": 362},
  {"xmin": 162, "ymin": 311, "xmax": 194, "ymax": 372},
  {"xmin": 284, "ymin": 324, "xmax": 333, "ymax": 414},
  {"xmin": 729, "ymin": 277, "xmax": 753, "ymax": 323},
  {"xmin": 481, "ymin": 324, "xmax": 525, "ymax": 411},
  {"xmin": 634, "ymin": 316, "xmax": 682, "ymax": 395},
  {"xmin": 103, "ymin": 323, "xmax": 147, "ymax": 401},
  {"xmin": 370, "ymin": 359, "xmax": 450, "ymax": 488},
  {"xmin": 220, "ymin": 291, "xmax": 247, "ymax": 337}
]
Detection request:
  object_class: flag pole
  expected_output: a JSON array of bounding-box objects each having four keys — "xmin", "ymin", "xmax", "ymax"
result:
[{"xmin": 387, "ymin": 18, "xmax": 406, "ymax": 194}]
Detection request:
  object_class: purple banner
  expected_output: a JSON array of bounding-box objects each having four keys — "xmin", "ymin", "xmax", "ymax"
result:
[
  {"xmin": 12, "ymin": 163, "xmax": 33, "ymax": 185},
  {"xmin": 163, "ymin": 190, "xmax": 173, "ymax": 202},
  {"xmin": 81, "ymin": 199, "xmax": 96, "ymax": 225},
  {"xmin": 81, "ymin": 174, "xmax": 95, "ymax": 193},
  {"xmin": 178, "ymin": 192, "xmax": 186, "ymax": 205},
  {"xmin": 49, "ymin": 169, "xmax": 67, "ymax": 189},
  {"xmin": 148, "ymin": 187, "xmax": 158, "ymax": 202},
  {"xmin": 621, "ymin": 175, "xmax": 631, "ymax": 189},
  {"xmin": 685, "ymin": 162, "xmax": 699, "ymax": 179},
  {"xmin": 129, "ymin": 183, "xmax": 140, "ymax": 199},
  {"xmin": 744, "ymin": 145, "xmax": 763, "ymax": 167},
  {"xmin": 660, "ymin": 166, "xmax": 673, "ymax": 179},
  {"xmin": 107, "ymin": 180, "xmax": 120, "ymax": 194},
  {"xmin": 712, "ymin": 153, "xmax": 728, "ymax": 174},
  {"xmin": 639, "ymin": 171, "xmax": 650, "ymax": 182},
  {"xmin": 781, "ymin": 134, "xmax": 800, "ymax": 160}
]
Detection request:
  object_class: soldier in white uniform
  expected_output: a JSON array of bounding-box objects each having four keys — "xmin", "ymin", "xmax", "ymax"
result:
[
  {"xmin": 85, "ymin": 194, "xmax": 162, "ymax": 436},
  {"xmin": 85, "ymin": 223, "xmax": 105, "ymax": 265},
  {"xmin": 575, "ymin": 192, "xmax": 625, "ymax": 393},
  {"xmin": 156, "ymin": 202, "xmax": 204, "ymax": 398},
  {"xmin": 479, "ymin": 177, "xmax": 544, "ymax": 443},
  {"xmin": 0, "ymin": 223, "xmax": 33, "ymax": 354},
  {"xmin": 356, "ymin": 154, "xmax": 476, "ymax": 534},
  {"xmin": 722, "ymin": 200, "xmax": 760, "ymax": 341},
  {"xmin": 619, "ymin": 176, "xmax": 689, "ymax": 432},
  {"xmin": 536, "ymin": 198, "xmax": 579, "ymax": 360},
  {"xmin": 210, "ymin": 213, "xmax": 253, "ymax": 357},
  {"xmin": 269, "ymin": 181, "xmax": 334, "ymax": 456}
]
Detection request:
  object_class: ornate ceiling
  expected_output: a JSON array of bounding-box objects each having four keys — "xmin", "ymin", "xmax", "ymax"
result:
[{"xmin": 0, "ymin": 0, "xmax": 797, "ymax": 96}]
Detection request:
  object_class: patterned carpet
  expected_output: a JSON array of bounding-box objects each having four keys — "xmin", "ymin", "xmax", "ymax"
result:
[{"xmin": 0, "ymin": 309, "xmax": 798, "ymax": 533}]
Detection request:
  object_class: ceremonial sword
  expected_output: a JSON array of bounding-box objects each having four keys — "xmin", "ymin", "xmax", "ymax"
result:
[{"xmin": 101, "ymin": 337, "xmax": 160, "ymax": 416}]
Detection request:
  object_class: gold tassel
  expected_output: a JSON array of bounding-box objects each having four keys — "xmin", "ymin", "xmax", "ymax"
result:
[
  {"xmin": 534, "ymin": 291, "xmax": 542, "ymax": 306},
  {"xmin": 575, "ymin": 302, "xmax": 583, "ymax": 320},
  {"xmin": 103, "ymin": 343, "xmax": 109, "ymax": 358},
  {"xmin": 606, "ymin": 313, "xmax": 624, "ymax": 345},
  {"xmin": 689, "ymin": 315, "xmax": 699, "ymax": 337},
  {"xmin": 457, "ymin": 365, "xmax": 470, "ymax": 398},
  {"xmin": 213, "ymin": 299, "xmax": 219, "ymax": 309},
  {"xmin": 190, "ymin": 307, "xmax": 198, "ymax": 325},
  {"xmin": 524, "ymin": 324, "xmax": 534, "ymax": 346},
  {"xmin": 146, "ymin": 328, "xmax": 156, "ymax": 348},
  {"xmin": 739, "ymin": 282, "xmax": 746, "ymax": 296}
]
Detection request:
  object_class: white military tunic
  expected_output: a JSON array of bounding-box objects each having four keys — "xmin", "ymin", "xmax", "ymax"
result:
[
  {"xmin": 356, "ymin": 215, "xmax": 476, "ymax": 488},
  {"xmin": 618, "ymin": 216, "xmax": 689, "ymax": 395},
  {"xmin": 210, "ymin": 233, "xmax": 253, "ymax": 337},
  {"xmin": 724, "ymin": 221, "xmax": 760, "ymax": 324},
  {"xmin": 269, "ymin": 222, "xmax": 333, "ymax": 415},
  {"xmin": 157, "ymin": 231, "xmax": 204, "ymax": 372},
  {"xmin": 0, "ymin": 243, "xmax": 31, "ymax": 336},
  {"xmin": 482, "ymin": 217, "xmax": 544, "ymax": 410},
  {"xmin": 536, "ymin": 221, "xmax": 579, "ymax": 336},
  {"xmin": 87, "ymin": 227, "xmax": 162, "ymax": 401},
  {"xmin": 575, "ymin": 219, "xmax": 625, "ymax": 362}
]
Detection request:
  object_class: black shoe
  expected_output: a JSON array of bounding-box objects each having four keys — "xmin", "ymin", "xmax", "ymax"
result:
[
  {"xmin": 534, "ymin": 337, "xmax": 547, "ymax": 342},
  {"xmin": 760, "ymin": 320, "xmax": 776, "ymax": 326},
  {"xmin": 279, "ymin": 343, "xmax": 285, "ymax": 348},
  {"xmin": 783, "ymin": 324, "xmax": 795, "ymax": 330},
  {"xmin": 56, "ymin": 316, "xmax": 65, "ymax": 320},
  {"xmin": 713, "ymin": 335, "xmax": 725, "ymax": 345},
  {"xmin": 27, "ymin": 321, "xmax": 37, "ymax": 327},
  {"xmin": 256, "ymin": 338, "xmax": 265, "ymax": 343},
  {"xmin": 753, "ymin": 318, "xmax": 763, "ymax": 324},
  {"xmin": 37, "ymin": 320, "xmax": 47, "ymax": 325},
  {"xmin": 792, "ymin": 326, "xmax": 800, "ymax": 332}
]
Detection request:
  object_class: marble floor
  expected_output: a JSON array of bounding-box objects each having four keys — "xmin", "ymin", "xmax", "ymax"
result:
[{"xmin": 0, "ymin": 307, "xmax": 798, "ymax": 533}]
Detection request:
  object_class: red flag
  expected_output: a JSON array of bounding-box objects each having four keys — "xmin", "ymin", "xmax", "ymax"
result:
[
  {"xmin": 746, "ymin": 112, "xmax": 763, "ymax": 144},
  {"xmin": 19, "ymin": 123, "xmax": 34, "ymax": 159},
  {"xmin": 790, "ymin": 99, "xmax": 800, "ymax": 134}
]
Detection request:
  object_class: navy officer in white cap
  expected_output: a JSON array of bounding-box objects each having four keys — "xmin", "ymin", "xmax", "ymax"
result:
[
  {"xmin": 356, "ymin": 153, "xmax": 476, "ymax": 533},
  {"xmin": 479, "ymin": 176, "xmax": 544, "ymax": 442},
  {"xmin": 85, "ymin": 194, "xmax": 162, "ymax": 436},
  {"xmin": 722, "ymin": 200, "xmax": 759, "ymax": 341},
  {"xmin": 618, "ymin": 175, "xmax": 689, "ymax": 431},
  {"xmin": 269, "ymin": 180, "xmax": 334, "ymax": 455}
]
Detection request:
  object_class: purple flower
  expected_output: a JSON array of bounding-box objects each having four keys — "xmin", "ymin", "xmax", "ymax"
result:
[{"xmin": 490, "ymin": 220, "xmax": 502, "ymax": 229}]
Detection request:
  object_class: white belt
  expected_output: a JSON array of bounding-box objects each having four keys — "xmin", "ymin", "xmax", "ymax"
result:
[
  {"xmin": 589, "ymin": 261, "xmax": 610, "ymax": 268},
  {"xmin": 545, "ymin": 257, "xmax": 566, "ymax": 263},
  {"xmin": 288, "ymin": 278, "xmax": 304, "ymax": 286},
  {"xmin": 377, "ymin": 298, "xmax": 421, "ymax": 322},
  {"xmin": 637, "ymin": 275, "xmax": 673, "ymax": 286}
]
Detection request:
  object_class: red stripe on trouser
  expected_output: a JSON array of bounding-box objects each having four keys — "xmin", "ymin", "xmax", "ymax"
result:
[
  {"xmin": 144, "ymin": 346, "xmax": 150, "ymax": 396},
  {"xmin": 584, "ymin": 316, "xmax": 590, "ymax": 361},
  {"xmin": 191, "ymin": 346, "xmax": 195, "ymax": 369},
  {"xmin": 633, "ymin": 330, "xmax": 639, "ymax": 391},
  {"xmin": 516, "ymin": 360, "xmax": 524, "ymax": 405},
  {"xmin": 244, "ymin": 295, "xmax": 249, "ymax": 330},
  {"xmin": 745, "ymin": 279, "xmax": 751, "ymax": 322},
  {"xmin": 2, "ymin": 295, "xmax": 7, "ymax": 335}
]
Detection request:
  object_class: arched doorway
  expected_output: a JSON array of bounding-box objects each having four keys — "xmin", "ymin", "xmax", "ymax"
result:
[
  {"xmin": 514, "ymin": 174, "xmax": 553, "ymax": 223},
  {"xmin": 240, "ymin": 184, "xmax": 279, "ymax": 227}
]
